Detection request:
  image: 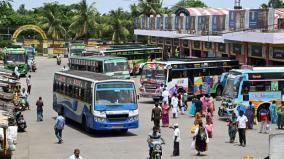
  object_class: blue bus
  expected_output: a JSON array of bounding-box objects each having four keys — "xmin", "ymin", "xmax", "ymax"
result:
[{"xmin": 53, "ymin": 70, "xmax": 139, "ymax": 133}]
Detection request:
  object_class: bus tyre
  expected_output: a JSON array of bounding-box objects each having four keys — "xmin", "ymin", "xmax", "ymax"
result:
[
  {"xmin": 120, "ymin": 129, "xmax": 128, "ymax": 133},
  {"xmin": 82, "ymin": 116, "xmax": 91, "ymax": 133}
]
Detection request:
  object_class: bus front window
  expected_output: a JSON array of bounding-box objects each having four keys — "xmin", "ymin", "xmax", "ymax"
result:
[
  {"xmin": 95, "ymin": 82, "xmax": 136, "ymax": 105},
  {"xmin": 104, "ymin": 62, "xmax": 128, "ymax": 73},
  {"xmin": 223, "ymin": 77, "xmax": 241, "ymax": 98},
  {"xmin": 141, "ymin": 64, "xmax": 167, "ymax": 82},
  {"xmin": 6, "ymin": 54, "xmax": 26, "ymax": 63}
]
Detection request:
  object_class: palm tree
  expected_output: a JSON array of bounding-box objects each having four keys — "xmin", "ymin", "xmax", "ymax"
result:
[
  {"xmin": 69, "ymin": 0, "xmax": 96, "ymax": 44},
  {"xmin": 40, "ymin": 3, "xmax": 66, "ymax": 45},
  {"xmin": 108, "ymin": 8, "xmax": 131, "ymax": 44},
  {"xmin": 137, "ymin": 0, "xmax": 163, "ymax": 16}
]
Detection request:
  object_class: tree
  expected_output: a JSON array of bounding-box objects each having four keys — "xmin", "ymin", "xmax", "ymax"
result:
[
  {"xmin": 40, "ymin": 3, "xmax": 66, "ymax": 44},
  {"xmin": 261, "ymin": 0, "xmax": 284, "ymax": 8},
  {"xmin": 108, "ymin": 8, "xmax": 131, "ymax": 44},
  {"xmin": 171, "ymin": 0, "xmax": 207, "ymax": 12},
  {"xmin": 136, "ymin": 0, "xmax": 163, "ymax": 16},
  {"xmin": 17, "ymin": 4, "xmax": 27, "ymax": 14},
  {"xmin": 69, "ymin": 0, "xmax": 97, "ymax": 43}
]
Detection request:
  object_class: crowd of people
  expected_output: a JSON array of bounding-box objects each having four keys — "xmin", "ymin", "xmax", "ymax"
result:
[{"xmin": 149, "ymin": 84, "xmax": 284, "ymax": 158}]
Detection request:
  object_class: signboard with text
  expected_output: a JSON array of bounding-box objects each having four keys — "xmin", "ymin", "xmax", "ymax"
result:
[
  {"xmin": 249, "ymin": 10, "xmax": 258, "ymax": 29},
  {"xmin": 251, "ymin": 45, "xmax": 263, "ymax": 57},
  {"xmin": 273, "ymin": 48, "xmax": 284, "ymax": 60},
  {"xmin": 229, "ymin": 11, "xmax": 236, "ymax": 29}
]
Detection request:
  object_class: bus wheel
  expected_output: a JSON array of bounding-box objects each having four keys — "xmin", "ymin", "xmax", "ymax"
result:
[
  {"xmin": 120, "ymin": 129, "xmax": 128, "ymax": 133},
  {"xmin": 82, "ymin": 116, "xmax": 91, "ymax": 133},
  {"xmin": 216, "ymin": 86, "xmax": 223, "ymax": 97}
]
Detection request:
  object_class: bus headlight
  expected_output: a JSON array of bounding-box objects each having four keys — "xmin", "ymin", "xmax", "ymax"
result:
[
  {"xmin": 129, "ymin": 109, "xmax": 139, "ymax": 116},
  {"xmin": 94, "ymin": 117, "xmax": 107, "ymax": 122},
  {"xmin": 129, "ymin": 115, "xmax": 139, "ymax": 121}
]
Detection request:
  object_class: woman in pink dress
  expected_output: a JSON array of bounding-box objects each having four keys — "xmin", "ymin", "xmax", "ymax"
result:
[
  {"xmin": 201, "ymin": 95, "xmax": 209, "ymax": 117},
  {"xmin": 161, "ymin": 101, "xmax": 170, "ymax": 127},
  {"xmin": 208, "ymin": 94, "xmax": 215, "ymax": 114},
  {"xmin": 205, "ymin": 108, "xmax": 213, "ymax": 138}
]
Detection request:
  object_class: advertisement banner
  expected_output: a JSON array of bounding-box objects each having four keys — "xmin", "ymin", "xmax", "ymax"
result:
[
  {"xmin": 273, "ymin": 48, "xmax": 284, "ymax": 59},
  {"xmin": 175, "ymin": 16, "xmax": 179, "ymax": 30},
  {"xmin": 249, "ymin": 10, "xmax": 258, "ymax": 29},
  {"xmin": 165, "ymin": 17, "xmax": 168, "ymax": 30},
  {"xmin": 249, "ymin": 91, "xmax": 282, "ymax": 102},
  {"xmin": 212, "ymin": 15, "xmax": 218, "ymax": 32},
  {"xmin": 194, "ymin": 76, "xmax": 219, "ymax": 95},
  {"xmin": 229, "ymin": 11, "xmax": 236, "ymax": 29},
  {"xmin": 156, "ymin": 17, "xmax": 161, "ymax": 29},
  {"xmin": 168, "ymin": 78, "xmax": 188, "ymax": 95},
  {"xmin": 251, "ymin": 45, "xmax": 263, "ymax": 57}
]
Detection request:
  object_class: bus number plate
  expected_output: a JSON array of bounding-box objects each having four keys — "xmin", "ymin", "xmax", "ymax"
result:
[{"xmin": 112, "ymin": 125, "xmax": 123, "ymax": 129}]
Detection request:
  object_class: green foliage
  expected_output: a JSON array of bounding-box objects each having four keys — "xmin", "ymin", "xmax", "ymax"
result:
[
  {"xmin": 171, "ymin": 0, "xmax": 207, "ymax": 12},
  {"xmin": 261, "ymin": 0, "xmax": 284, "ymax": 8},
  {"xmin": 0, "ymin": 39, "xmax": 12, "ymax": 48}
]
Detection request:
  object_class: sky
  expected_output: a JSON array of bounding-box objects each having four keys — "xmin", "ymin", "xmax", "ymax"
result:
[{"xmin": 11, "ymin": 0, "xmax": 269, "ymax": 14}]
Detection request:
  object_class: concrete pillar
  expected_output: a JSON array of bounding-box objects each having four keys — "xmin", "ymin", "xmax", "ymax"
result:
[
  {"xmin": 265, "ymin": 44, "xmax": 272, "ymax": 65},
  {"xmin": 189, "ymin": 40, "xmax": 193, "ymax": 57}
]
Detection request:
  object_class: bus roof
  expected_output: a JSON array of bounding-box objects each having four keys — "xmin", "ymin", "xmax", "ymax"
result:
[
  {"xmin": 56, "ymin": 70, "xmax": 118, "ymax": 81},
  {"xmin": 69, "ymin": 55, "xmax": 127, "ymax": 61},
  {"xmin": 230, "ymin": 67, "xmax": 284, "ymax": 74},
  {"xmin": 145, "ymin": 58, "xmax": 238, "ymax": 65}
]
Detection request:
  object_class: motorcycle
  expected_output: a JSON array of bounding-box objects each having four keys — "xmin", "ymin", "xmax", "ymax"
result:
[
  {"xmin": 15, "ymin": 111, "xmax": 27, "ymax": 132},
  {"xmin": 18, "ymin": 97, "xmax": 29, "ymax": 111},
  {"xmin": 57, "ymin": 56, "xmax": 61, "ymax": 65},
  {"xmin": 150, "ymin": 141, "xmax": 164, "ymax": 159}
]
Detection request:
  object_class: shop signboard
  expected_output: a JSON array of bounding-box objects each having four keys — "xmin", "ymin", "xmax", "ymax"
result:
[
  {"xmin": 229, "ymin": 11, "xmax": 236, "ymax": 29},
  {"xmin": 273, "ymin": 48, "xmax": 284, "ymax": 60},
  {"xmin": 212, "ymin": 15, "xmax": 218, "ymax": 32},
  {"xmin": 249, "ymin": 10, "xmax": 258, "ymax": 29},
  {"xmin": 193, "ymin": 41, "xmax": 201, "ymax": 49},
  {"xmin": 232, "ymin": 44, "xmax": 242, "ymax": 54},
  {"xmin": 251, "ymin": 45, "xmax": 263, "ymax": 57},
  {"xmin": 218, "ymin": 43, "xmax": 226, "ymax": 52}
]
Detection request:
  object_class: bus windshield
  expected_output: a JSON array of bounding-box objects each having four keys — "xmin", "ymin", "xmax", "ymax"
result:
[
  {"xmin": 95, "ymin": 82, "xmax": 136, "ymax": 105},
  {"xmin": 223, "ymin": 76, "xmax": 241, "ymax": 98},
  {"xmin": 141, "ymin": 64, "xmax": 167, "ymax": 82},
  {"xmin": 6, "ymin": 54, "xmax": 26, "ymax": 63},
  {"xmin": 104, "ymin": 62, "xmax": 128, "ymax": 73},
  {"xmin": 71, "ymin": 49, "xmax": 84, "ymax": 55}
]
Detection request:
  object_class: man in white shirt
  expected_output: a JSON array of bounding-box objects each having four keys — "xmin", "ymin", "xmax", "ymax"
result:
[
  {"xmin": 237, "ymin": 110, "xmax": 248, "ymax": 147},
  {"xmin": 69, "ymin": 148, "xmax": 84, "ymax": 159},
  {"xmin": 171, "ymin": 93, "xmax": 179, "ymax": 118},
  {"xmin": 170, "ymin": 123, "xmax": 180, "ymax": 156},
  {"xmin": 161, "ymin": 88, "xmax": 169, "ymax": 104}
]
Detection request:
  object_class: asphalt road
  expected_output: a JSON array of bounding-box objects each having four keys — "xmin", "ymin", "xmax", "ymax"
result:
[{"xmin": 11, "ymin": 57, "xmax": 282, "ymax": 159}]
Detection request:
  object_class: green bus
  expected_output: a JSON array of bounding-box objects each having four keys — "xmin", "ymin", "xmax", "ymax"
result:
[
  {"xmin": 85, "ymin": 45, "xmax": 162, "ymax": 74},
  {"xmin": 68, "ymin": 55, "xmax": 130, "ymax": 79},
  {"xmin": 2, "ymin": 48, "xmax": 28, "ymax": 76}
]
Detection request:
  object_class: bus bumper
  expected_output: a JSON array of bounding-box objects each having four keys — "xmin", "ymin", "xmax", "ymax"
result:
[{"xmin": 91, "ymin": 120, "xmax": 139, "ymax": 130}]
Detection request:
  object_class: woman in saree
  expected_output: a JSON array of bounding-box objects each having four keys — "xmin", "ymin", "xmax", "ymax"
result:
[
  {"xmin": 269, "ymin": 101, "xmax": 277, "ymax": 124},
  {"xmin": 205, "ymin": 108, "xmax": 213, "ymax": 138},
  {"xmin": 191, "ymin": 112, "xmax": 202, "ymax": 134},
  {"xmin": 189, "ymin": 96, "xmax": 197, "ymax": 116},
  {"xmin": 201, "ymin": 95, "xmax": 209, "ymax": 117},
  {"xmin": 227, "ymin": 112, "xmax": 238, "ymax": 143},
  {"xmin": 161, "ymin": 101, "xmax": 170, "ymax": 127},
  {"xmin": 194, "ymin": 121, "xmax": 209, "ymax": 156}
]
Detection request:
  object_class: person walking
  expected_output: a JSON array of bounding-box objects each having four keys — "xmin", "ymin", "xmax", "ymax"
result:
[
  {"xmin": 161, "ymin": 87, "xmax": 169, "ymax": 104},
  {"xmin": 245, "ymin": 101, "xmax": 255, "ymax": 129},
  {"xmin": 170, "ymin": 123, "xmax": 180, "ymax": 156},
  {"xmin": 189, "ymin": 96, "xmax": 197, "ymax": 116},
  {"xmin": 194, "ymin": 121, "xmax": 209, "ymax": 156},
  {"xmin": 69, "ymin": 148, "xmax": 84, "ymax": 159},
  {"xmin": 54, "ymin": 112, "xmax": 65, "ymax": 144},
  {"xmin": 205, "ymin": 108, "xmax": 213, "ymax": 138},
  {"xmin": 161, "ymin": 101, "xmax": 170, "ymax": 127},
  {"xmin": 36, "ymin": 97, "xmax": 44, "ymax": 121},
  {"xmin": 26, "ymin": 75, "xmax": 32, "ymax": 94},
  {"xmin": 227, "ymin": 112, "xmax": 238, "ymax": 143},
  {"xmin": 171, "ymin": 93, "xmax": 179, "ymax": 118},
  {"xmin": 151, "ymin": 102, "xmax": 162, "ymax": 130},
  {"xmin": 258, "ymin": 107, "xmax": 270, "ymax": 133},
  {"xmin": 20, "ymin": 88, "xmax": 30, "ymax": 110},
  {"xmin": 237, "ymin": 110, "xmax": 248, "ymax": 147},
  {"xmin": 201, "ymin": 95, "xmax": 209, "ymax": 117}
]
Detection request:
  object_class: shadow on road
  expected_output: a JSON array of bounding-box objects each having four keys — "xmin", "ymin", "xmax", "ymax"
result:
[
  {"xmin": 138, "ymin": 100, "xmax": 155, "ymax": 105},
  {"xmin": 52, "ymin": 117, "xmax": 138, "ymax": 138}
]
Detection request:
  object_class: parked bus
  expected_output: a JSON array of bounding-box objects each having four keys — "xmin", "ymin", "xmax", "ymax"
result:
[
  {"xmin": 84, "ymin": 45, "xmax": 162, "ymax": 74},
  {"xmin": 2, "ymin": 48, "xmax": 28, "ymax": 76},
  {"xmin": 139, "ymin": 58, "xmax": 239, "ymax": 100},
  {"xmin": 53, "ymin": 70, "xmax": 139, "ymax": 132},
  {"xmin": 219, "ymin": 67, "xmax": 284, "ymax": 117},
  {"xmin": 70, "ymin": 43, "xmax": 86, "ymax": 56},
  {"xmin": 68, "ymin": 55, "xmax": 130, "ymax": 79}
]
